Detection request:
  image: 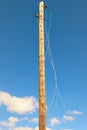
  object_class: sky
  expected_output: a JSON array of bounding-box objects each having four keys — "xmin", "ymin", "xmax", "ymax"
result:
[{"xmin": 0, "ymin": 0, "xmax": 87, "ymax": 130}]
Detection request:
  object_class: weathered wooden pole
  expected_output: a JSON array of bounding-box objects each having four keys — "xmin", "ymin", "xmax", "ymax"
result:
[{"xmin": 39, "ymin": 1, "xmax": 46, "ymax": 130}]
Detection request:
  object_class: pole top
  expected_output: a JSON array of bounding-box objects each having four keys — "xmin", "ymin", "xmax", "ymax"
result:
[
  {"xmin": 40, "ymin": 1, "xmax": 44, "ymax": 4},
  {"xmin": 39, "ymin": 1, "xmax": 44, "ymax": 5},
  {"xmin": 39, "ymin": 1, "xmax": 48, "ymax": 8}
]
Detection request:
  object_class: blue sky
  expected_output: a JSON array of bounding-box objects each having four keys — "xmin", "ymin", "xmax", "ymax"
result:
[{"xmin": 0, "ymin": 0, "xmax": 87, "ymax": 130}]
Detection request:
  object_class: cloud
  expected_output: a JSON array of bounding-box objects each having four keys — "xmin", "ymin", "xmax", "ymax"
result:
[
  {"xmin": 67, "ymin": 110, "xmax": 83, "ymax": 116},
  {"xmin": 0, "ymin": 116, "xmax": 39, "ymax": 129},
  {"xmin": 18, "ymin": 117, "xmax": 39, "ymax": 123},
  {"xmin": 0, "ymin": 117, "xmax": 51, "ymax": 130},
  {"xmin": 14, "ymin": 127, "xmax": 51, "ymax": 130},
  {"xmin": 50, "ymin": 117, "xmax": 61, "ymax": 126},
  {"xmin": 33, "ymin": 127, "xmax": 51, "ymax": 130},
  {"xmin": 0, "ymin": 91, "xmax": 38, "ymax": 114},
  {"xmin": 34, "ymin": 127, "xmax": 38, "ymax": 130},
  {"xmin": 63, "ymin": 115, "xmax": 75, "ymax": 122},
  {"xmin": 1, "ymin": 117, "xmax": 19, "ymax": 128},
  {"xmin": 46, "ymin": 128, "xmax": 52, "ymax": 130},
  {"xmin": 60, "ymin": 128, "xmax": 72, "ymax": 130},
  {"xmin": 49, "ymin": 109, "xmax": 83, "ymax": 126},
  {"xmin": 14, "ymin": 127, "xmax": 33, "ymax": 130},
  {"xmin": 30, "ymin": 118, "xmax": 39, "ymax": 123}
]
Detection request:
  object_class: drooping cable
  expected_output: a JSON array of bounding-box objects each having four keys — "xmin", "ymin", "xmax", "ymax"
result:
[
  {"xmin": 45, "ymin": 10, "xmax": 57, "ymax": 111},
  {"xmin": 44, "ymin": 9, "xmax": 67, "ymax": 115}
]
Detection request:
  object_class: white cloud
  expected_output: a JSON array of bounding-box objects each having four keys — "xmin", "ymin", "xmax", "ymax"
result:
[
  {"xmin": 8, "ymin": 117, "xmax": 19, "ymax": 124},
  {"xmin": 67, "ymin": 110, "xmax": 83, "ymax": 116},
  {"xmin": 0, "ymin": 116, "xmax": 39, "ymax": 129},
  {"xmin": 30, "ymin": 118, "xmax": 39, "ymax": 123},
  {"xmin": 46, "ymin": 128, "xmax": 52, "ymax": 130},
  {"xmin": 63, "ymin": 115, "xmax": 75, "ymax": 122},
  {"xmin": 14, "ymin": 127, "xmax": 33, "ymax": 130},
  {"xmin": 19, "ymin": 117, "xmax": 38, "ymax": 123},
  {"xmin": 0, "ymin": 117, "xmax": 51, "ymax": 130},
  {"xmin": 1, "ymin": 117, "xmax": 19, "ymax": 128},
  {"xmin": 34, "ymin": 127, "xmax": 38, "ymax": 130},
  {"xmin": 0, "ymin": 91, "xmax": 38, "ymax": 114},
  {"xmin": 50, "ymin": 117, "xmax": 61, "ymax": 126},
  {"xmin": 19, "ymin": 117, "xmax": 29, "ymax": 122},
  {"xmin": 14, "ymin": 127, "xmax": 51, "ymax": 130},
  {"xmin": 33, "ymin": 127, "xmax": 51, "ymax": 130},
  {"xmin": 60, "ymin": 129, "xmax": 72, "ymax": 130}
]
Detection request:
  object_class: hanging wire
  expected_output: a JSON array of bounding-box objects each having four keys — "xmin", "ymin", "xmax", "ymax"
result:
[
  {"xmin": 45, "ymin": 9, "xmax": 59, "ymax": 109},
  {"xmin": 45, "ymin": 10, "xmax": 57, "ymax": 110},
  {"xmin": 44, "ymin": 9, "xmax": 67, "ymax": 115}
]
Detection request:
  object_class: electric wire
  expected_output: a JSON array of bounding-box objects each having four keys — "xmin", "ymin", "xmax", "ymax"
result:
[
  {"xmin": 44, "ymin": 9, "xmax": 67, "ymax": 115},
  {"xmin": 45, "ymin": 10, "xmax": 59, "ymax": 110},
  {"xmin": 45, "ymin": 10, "xmax": 58, "ymax": 111}
]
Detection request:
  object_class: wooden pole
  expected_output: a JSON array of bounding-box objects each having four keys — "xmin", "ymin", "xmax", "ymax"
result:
[{"xmin": 39, "ymin": 1, "xmax": 46, "ymax": 130}]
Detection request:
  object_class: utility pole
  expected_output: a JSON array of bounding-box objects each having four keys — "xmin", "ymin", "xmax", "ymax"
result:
[{"xmin": 38, "ymin": 1, "xmax": 47, "ymax": 130}]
